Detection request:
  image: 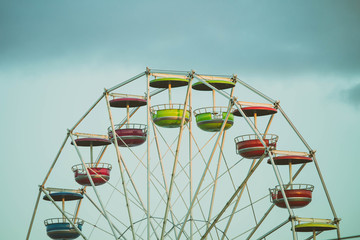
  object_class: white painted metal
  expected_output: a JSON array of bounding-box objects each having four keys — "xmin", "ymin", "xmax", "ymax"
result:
[
  {"xmin": 105, "ymin": 93, "xmax": 137, "ymax": 240},
  {"xmin": 28, "ymin": 68, "xmax": 339, "ymax": 240},
  {"xmin": 160, "ymin": 75, "xmax": 193, "ymax": 240},
  {"xmin": 236, "ymin": 101, "xmax": 274, "ymax": 108},
  {"xmin": 41, "ymin": 188, "xmax": 87, "ymax": 240},
  {"xmin": 69, "ymin": 132, "xmax": 119, "ymax": 240},
  {"xmin": 177, "ymin": 100, "xmax": 234, "ymax": 239}
]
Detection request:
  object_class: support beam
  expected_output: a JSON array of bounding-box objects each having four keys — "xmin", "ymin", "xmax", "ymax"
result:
[
  {"xmin": 160, "ymin": 73, "xmax": 193, "ymax": 239},
  {"xmin": 177, "ymin": 96, "xmax": 233, "ymax": 240},
  {"xmin": 107, "ymin": 71, "xmax": 146, "ymax": 92},
  {"xmin": 201, "ymin": 156, "xmax": 265, "ymax": 239},
  {"xmin": 71, "ymin": 93, "xmax": 105, "ymax": 131},
  {"xmin": 105, "ymin": 92, "xmax": 137, "ymax": 240},
  {"xmin": 256, "ymin": 219, "xmax": 290, "ymax": 240},
  {"xmin": 26, "ymin": 188, "xmax": 42, "ymax": 240},
  {"xmin": 69, "ymin": 132, "xmax": 119, "ymax": 240}
]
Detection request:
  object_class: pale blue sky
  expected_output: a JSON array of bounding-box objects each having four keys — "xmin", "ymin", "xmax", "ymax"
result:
[{"xmin": 1, "ymin": 0, "xmax": 359, "ymax": 239}]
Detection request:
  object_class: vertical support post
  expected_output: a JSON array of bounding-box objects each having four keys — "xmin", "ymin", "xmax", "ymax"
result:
[
  {"xmin": 105, "ymin": 92, "xmax": 136, "ymax": 240},
  {"xmin": 212, "ymin": 89, "xmax": 216, "ymax": 112},
  {"xmin": 189, "ymin": 83, "xmax": 193, "ymax": 240},
  {"xmin": 160, "ymin": 73, "xmax": 193, "ymax": 240},
  {"xmin": 62, "ymin": 197, "xmax": 65, "ymax": 221},
  {"xmin": 254, "ymin": 113, "xmax": 257, "ymax": 129},
  {"xmin": 289, "ymin": 162, "xmax": 293, "ymax": 186},
  {"xmin": 90, "ymin": 143, "xmax": 93, "ymax": 165},
  {"xmin": 146, "ymin": 68, "xmax": 151, "ymax": 240},
  {"xmin": 127, "ymin": 104, "xmax": 130, "ymax": 124},
  {"xmin": 168, "ymin": 83, "xmax": 172, "ymax": 107}
]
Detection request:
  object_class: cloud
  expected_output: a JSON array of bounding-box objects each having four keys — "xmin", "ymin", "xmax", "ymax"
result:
[
  {"xmin": 1, "ymin": 0, "xmax": 360, "ymax": 80},
  {"xmin": 341, "ymin": 83, "xmax": 360, "ymax": 108}
]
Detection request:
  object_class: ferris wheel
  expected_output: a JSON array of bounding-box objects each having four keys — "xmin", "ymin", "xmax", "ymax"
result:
[{"xmin": 26, "ymin": 68, "xmax": 341, "ymax": 240}]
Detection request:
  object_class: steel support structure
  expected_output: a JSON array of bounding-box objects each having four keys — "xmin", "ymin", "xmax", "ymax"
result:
[
  {"xmin": 160, "ymin": 73, "xmax": 193, "ymax": 239},
  {"xmin": 69, "ymin": 132, "xmax": 119, "ymax": 239}
]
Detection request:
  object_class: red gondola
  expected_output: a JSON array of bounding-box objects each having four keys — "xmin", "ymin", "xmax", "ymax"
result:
[
  {"xmin": 234, "ymin": 134, "xmax": 278, "ymax": 159},
  {"xmin": 108, "ymin": 124, "xmax": 147, "ymax": 147},
  {"xmin": 72, "ymin": 163, "xmax": 112, "ymax": 186},
  {"xmin": 270, "ymin": 184, "xmax": 314, "ymax": 209}
]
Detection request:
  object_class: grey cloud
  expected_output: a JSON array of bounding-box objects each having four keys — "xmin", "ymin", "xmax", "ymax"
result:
[
  {"xmin": 341, "ymin": 83, "xmax": 360, "ymax": 108},
  {"xmin": 1, "ymin": 0, "xmax": 360, "ymax": 79}
]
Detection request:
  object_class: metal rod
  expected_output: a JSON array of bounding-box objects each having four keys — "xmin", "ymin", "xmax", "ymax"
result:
[
  {"xmin": 71, "ymin": 93, "xmax": 105, "ymax": 131},
  {"xmin": 90, "ymin": 143, "xmax": 93, "ymax": 165},
  {"xmin": 277, "ymin": 105, "xmax": 312, "ymax": 151},
  {"xmin": 189, "ymin": 84, "xmax": 193, "ymax": 240},
  {"xmin": 312, "ymin": 153, "xmax": 340, "ymax": 238},
  {"xmin": 105, "ymin": 92, "xmax": 137, "ymax": 240},
  {"xmin": 207, "ymin": 130, "xmax": 227, "ymax": 232},
  {"xmin": 263, "ymin": 114, "xmax": 274, "ymax": 138},
  {"xmin": 169, "ymin": 83, "xmax": 172, "ymax": 106},
  {"xmin": 107, "ymin": 71, "xmax": 146, "ymax": 92},
  {"xmin": 84, "ymin": 193, "xmax": 126, "ymax": 239},
  {"xmin": 41, "ymin": 188, "xmax": 87, "ymax": 240},
  {"xmin": 201, "ymin": 156, "xmax": 265, "ymax": 239},
  {"xmin": 236, "ymin": 101, "xmax": 274, "ymax": 108},
  {"xmin": 69, "ymin": 132, "xmax": 119, "ymax": 240},
  {"xmin": 254, "ymin": 112, "xmax": 257, "ymax": 129},
  {"xmin": 62, "ymin": 197, "xmax": 65, "ymax": 220},
  {"xmin": 74, "ymin": 146, "xmax": 108, "ymax": 222},
  {"xmin": 267, "ymin": 152, "xmax": 297, "ymax": 240},
  {"xmin": 212, "ymin": 89, "xmax": 216, "ymax": 112},
  {"xmin": 256, "ymin": 219, "xmax": 290, "ymax": 240},
  {"xmin": 289, "ymin": 162, "xmax": 293, "ymax": 186},
  {"xmin": 232, "ymin": 102, "xmax": 268, "ymax": 147},
  {"xmin": 151, "ymin": 115, "xmax": 179, "ymax": 239},
  {"xmin": 208, "ymin": 88, "xmax": 234, "ymax": 233},
  {"xmin": 235, "ymin": 78, "xmax": 276, "ymax": 104},
  {"xmin": 221, "ymin": 159, "xmax": 256, "ymax": 240},
  {"xmin": 146, "ymin": 70, "xmax": 151, "ymax": 240},
  {"xmin": 160, "ymin": 74, "xmax": 193, "ymax": 240},
  {"xmin": 41, "ymin": 133, "xmax": 70, "ymax": 186},
  {"xmin": 26, "ymin": 188, "xmax": 42, "ymax": 240},
  {"xmin": 193, "ymin": 74, "xmax": 231, "ymax": 100},
  {"xmin": 127, "ymin": 104, "xmax": 130, "ymax": 124},
  {"xmin": 177, "ymin": 99, "xmax": 233, "ymax": 240},
  {"xmin": 246, "ymin": 163, "xmax": 307, "ymax": 240}
]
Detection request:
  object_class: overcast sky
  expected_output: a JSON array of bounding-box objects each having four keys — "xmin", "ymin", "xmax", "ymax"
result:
[{"xmin": 1, "ymin": 0, "xmax": 359, "ymax": 239}]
